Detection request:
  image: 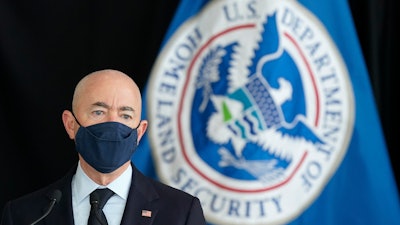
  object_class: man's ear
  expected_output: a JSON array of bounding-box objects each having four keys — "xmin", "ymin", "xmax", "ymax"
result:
[
  {"xmin": 137, "ymin": 120, "xmax": 148, "ymax": 144},
  {"xmin": 62, "ymin": 110, "xmax": 77, "ymax": 140}
]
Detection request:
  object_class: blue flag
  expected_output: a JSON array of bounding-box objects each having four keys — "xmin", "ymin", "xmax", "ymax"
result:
[{"xmin": 136, "ymin": 0, "xmax": 400, "ymax": 224}]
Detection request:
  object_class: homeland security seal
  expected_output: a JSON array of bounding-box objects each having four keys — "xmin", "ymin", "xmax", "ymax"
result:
[{"xmin": 146, "ymin": 0, "xmax": 354, "ymax": 224}]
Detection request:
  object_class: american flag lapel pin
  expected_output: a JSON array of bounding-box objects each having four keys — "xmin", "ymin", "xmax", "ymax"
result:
[{"xmin": 141, "ymin": 209, "xmax": 152, "ymax": 218}]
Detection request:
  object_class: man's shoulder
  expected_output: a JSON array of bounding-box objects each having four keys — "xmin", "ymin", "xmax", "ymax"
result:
[
  {"xmin": 149, "ymin": 177, "xmax": 194, "ymax": 198},
  {"xmin": 133, "ymin": 166, "xmax": 196, "ymax": 201}
]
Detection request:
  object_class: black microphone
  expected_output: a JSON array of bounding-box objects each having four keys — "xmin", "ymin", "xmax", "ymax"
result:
[{"xmin": 30, "ymin": 189, "xmax": 62, "ymax": 225}]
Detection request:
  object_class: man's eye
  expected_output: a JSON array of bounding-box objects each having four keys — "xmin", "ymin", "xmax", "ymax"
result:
[
  {"xmin": 122, "ymin": 114, "xmax": 133, "ymax": 120},
  {"xmin": 92, "ymin": 110, "xmax": 105, "ymax": 117}
]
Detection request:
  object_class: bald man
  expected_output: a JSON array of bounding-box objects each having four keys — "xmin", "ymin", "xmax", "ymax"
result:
[{"xmin": 1, "ymin": 69, "xmax": 207, "ymax": 225}]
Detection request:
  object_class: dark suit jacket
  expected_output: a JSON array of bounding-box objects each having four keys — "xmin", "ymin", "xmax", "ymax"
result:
[{"xmin": 1, "ymin": 163, "xmax": 207, "ymax": 225}]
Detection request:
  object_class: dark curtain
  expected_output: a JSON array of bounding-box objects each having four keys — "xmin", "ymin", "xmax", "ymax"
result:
[
  {"xmin": 349, "ymin": 0, "xmax": 399, "ymax": 190},
  {"xmin": 1, "ymin": 0, "xmax": 398, "ymax": 213}
]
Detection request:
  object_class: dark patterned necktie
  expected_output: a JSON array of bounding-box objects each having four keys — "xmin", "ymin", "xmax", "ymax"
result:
[{"xmin": 88, "ymin": 188, "xmax": 115, "ymax": 225}]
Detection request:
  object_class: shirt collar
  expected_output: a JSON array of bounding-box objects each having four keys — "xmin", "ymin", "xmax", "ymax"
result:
[{"xmin": 72, "ymin": 161, "xmax": 132, "ymax": 204}]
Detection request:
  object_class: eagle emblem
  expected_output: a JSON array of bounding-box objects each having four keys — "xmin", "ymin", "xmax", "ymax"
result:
[{"xmin": 193, "ymin": 12, "xmax": 323, "ymax": 185}]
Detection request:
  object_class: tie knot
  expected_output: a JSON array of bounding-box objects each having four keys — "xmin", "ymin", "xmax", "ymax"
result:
[{"xmin": 90, "ymin": 188, "xmax": 114, "ymax": 209}]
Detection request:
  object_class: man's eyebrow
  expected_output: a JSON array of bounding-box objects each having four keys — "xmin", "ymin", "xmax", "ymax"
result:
[
  {"xmin": 120, "ymin": 106, "xmax": 134, "ymax": 112},
  {"xmin": 93, "ymin": 101, "xmax": 110, "ymax": 108},
  {"xmin": 91, "ymin": 102, "xmax": 134, "ymax": 112}
]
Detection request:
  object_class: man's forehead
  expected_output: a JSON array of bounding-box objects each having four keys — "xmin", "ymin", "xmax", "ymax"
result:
[{"xmin": 72, "ymin": 71, "xmax": 141, "ymax": 112}]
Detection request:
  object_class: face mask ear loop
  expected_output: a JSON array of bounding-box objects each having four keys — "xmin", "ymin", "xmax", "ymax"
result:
[
  {"xmin": 135, "ymin": 121, "xmax": 141, "ymax": 129},
  {"xmin": 71, "ymin": 111, "xmax": 83, "ymax": 127}
]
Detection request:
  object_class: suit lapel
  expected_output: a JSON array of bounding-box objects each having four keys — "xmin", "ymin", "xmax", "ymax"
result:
[{"xmin": 120, "ymin": 165, "xmax": 159, "ymax": 225}]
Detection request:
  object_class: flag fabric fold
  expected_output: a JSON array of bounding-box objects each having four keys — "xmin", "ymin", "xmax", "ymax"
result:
[{"xmin": 135, "ymin": 0, "xmax": 400, "ymax": 224}]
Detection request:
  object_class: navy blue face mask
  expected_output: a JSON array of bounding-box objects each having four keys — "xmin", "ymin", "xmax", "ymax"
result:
[{"xmin": 75, "ymin": 121, "xmax": 140, "ymax": 173}]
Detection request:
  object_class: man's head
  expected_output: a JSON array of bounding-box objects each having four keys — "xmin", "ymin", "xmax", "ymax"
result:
[
  {"xmin": 72, "ymin": 69, "xmax": 143, "ymax": 128},
  {"xmin": 62, "ymin": 69, "xmax": 148, "ymax": 177}
]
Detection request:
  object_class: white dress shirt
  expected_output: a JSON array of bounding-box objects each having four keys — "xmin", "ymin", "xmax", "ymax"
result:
[{"xmin": 71, "ymin": 161, "xmax": 132, "ymax": 225}]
